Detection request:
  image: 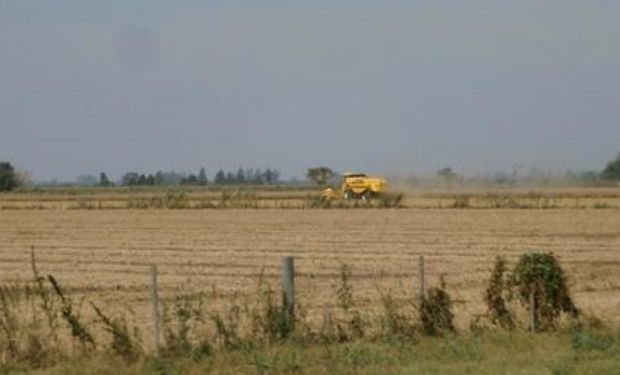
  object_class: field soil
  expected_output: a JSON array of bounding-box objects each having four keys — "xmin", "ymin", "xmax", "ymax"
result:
[{"xmin": 1, "ymin": 208, "xmax": 618, "ymax": 337}]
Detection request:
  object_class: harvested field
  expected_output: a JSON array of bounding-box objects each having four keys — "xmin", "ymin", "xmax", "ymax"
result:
[
  {"xmin": 1, "ymin": 186, "xmax": 619, "ymax": 209},
  {"xmin": 0, "ymin": 207, "xmax": 618, "ymax": 340}
]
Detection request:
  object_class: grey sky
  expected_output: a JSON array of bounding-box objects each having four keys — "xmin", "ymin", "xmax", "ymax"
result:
[{"xmin": 1, "ymin": 1, "xmax": 619, "ymax": 181}]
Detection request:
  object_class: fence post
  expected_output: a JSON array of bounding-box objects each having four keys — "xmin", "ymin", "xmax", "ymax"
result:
[
  {"xmin": 418, "ymin": 255, "xmax": 425, "ymax": 305},
  {"xmin": 281, "ymin": 256, "xmax": 295, "ymax": 328},
  {"xmin": 150, "ymin": 265, "xmax": 161, "ymax": 357},
  {"xmin": 529, "ymin": 290, "xmax": 536, "ymax": 333}
]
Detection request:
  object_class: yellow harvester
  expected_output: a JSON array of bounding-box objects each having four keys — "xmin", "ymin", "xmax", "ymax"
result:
[{"xmin": 323, "ymin": 173, "xmax": 387, "ymax": 201}]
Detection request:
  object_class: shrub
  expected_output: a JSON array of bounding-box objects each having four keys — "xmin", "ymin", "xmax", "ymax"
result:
[
  {"xmin": 211, "ymin": 304, "xmax": 245, "ymax": 351},
  {"xmin": 91, "ymin": 303, "xmax": 140, "ymax": 362},
  {"xmin": 601, "ymin": 152, "xmax": 620, "ymax": 181},
  {"xmin": 512, "ymin": 252, "xmax": 578, "ymax": 331},
  {"xmin": 48, "ymin": 276, "xmax": 95, "ymax": 350},
  {"xmin": 306, "ymin": 167, "xmax": 335, "ymax": 186},
  {"xmin": 162, "ymin": 295, "xmax": 212, "ymax": 360},
  {"xmin": 484, "ymin": 256, "xmax": 514, "ymax": 329},
  {"xmin": 420, "ymin": 276, "xmax": 455, "ymax": 336},
  {"xmin": 30, "ymin": 248, "xmax": 59, "ymax": 352},
  {"xmin": 0, "ymin": 285, "xmax": 22, "ymax": 357},
  {"xmin": 248, "ymin": 276, "xmax": 293, "ymax": 343},
  {"xmin": 0, "ymin": 284, "xmax": 51, "ymax": 367},
  {"xmin": 0, "ymin": 162, "xmax": 19, "ymax": 192},
  {"xmin": 334, "ymin": 265, "xmax": 364, "ymax": 342},
  {"xmin": 378, "ymin": 294, "xmax": 416, "ymax": 341}
]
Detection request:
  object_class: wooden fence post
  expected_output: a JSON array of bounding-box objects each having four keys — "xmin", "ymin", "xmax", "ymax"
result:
[
  {"xmin": 529, "ymin": 290, "xmax": 536, "ymax": 333},
  {"xmin": 150, "ymin": 265, "xmax": 161, "ymax": 357},
  {"xmin": 281, "ymin": 256, "xmax": 295, "ymax": 327},
  {"xmin": 419, "ymin": 255, "xmax": 425, "ymax": 305}
]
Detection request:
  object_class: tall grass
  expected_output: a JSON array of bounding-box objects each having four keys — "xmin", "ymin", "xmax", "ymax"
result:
[
  {"xmin": 19, "ymin": 329, "xmax": 620, "ymax": 375},
  {"xmin": 0, "ymin": 252, "xmax": 615, "ymax": 373}
]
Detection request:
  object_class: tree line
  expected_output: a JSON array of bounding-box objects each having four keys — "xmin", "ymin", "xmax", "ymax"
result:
[
  {"xmin": 1, "ymin": 152, "xmax": 620, "ymax": 192},
  {"xmin": 116, "ymin": 167, "xmax": 280, "ymax": 187}
]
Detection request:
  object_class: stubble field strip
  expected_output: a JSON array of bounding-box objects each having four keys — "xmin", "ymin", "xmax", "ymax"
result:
[{"xmin": 1, "ymin": 186, "xmax": 620, "ymax": 209}]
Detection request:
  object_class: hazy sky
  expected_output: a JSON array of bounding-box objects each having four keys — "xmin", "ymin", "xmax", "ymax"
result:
[{"xmin": 1, "ymin": 1, "xmax": 619, "ymax": 181}]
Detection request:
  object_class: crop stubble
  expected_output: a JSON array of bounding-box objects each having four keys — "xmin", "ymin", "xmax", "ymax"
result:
[{"xmin": 0, "ymin": 208, "xmax": 618, "ymax": 333}]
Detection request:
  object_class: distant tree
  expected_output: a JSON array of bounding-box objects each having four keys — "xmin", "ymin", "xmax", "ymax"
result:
[
  {"xmin": 145, "ymin": 174, "xmax": 155, "ymax": 186},
  {"xmin": 263, "ymin": 168, "xmax": 280, "ymax": 185},
  {"xmin": 154, "ymin": 171, "xmax": 165, "ymax": 185},
  {"xmin": 210, "ymin": 167, "xmax": 280, "ymax": 186},
  {"xmin": 306, "ymin": 167, "xmax": 335, "ymax": 185},
  {"xmin": 121, "ymin": 172, "xmax": 140, "ymax": 186},
  {"xmin": 137, "ymin": 174, "xmax": 147, "ymax": 185},
  {"xmin": 245, "ymin": 168, "xmax": 255, "ymax": 183},
  {"xmin": 262, "ymin": 170, "xmax": 269, "ymax": 184},
  {"xmin": 0, "ymin": 162, "xmax": 19, "ymax": 191},
  {"xmin": 249, "ymin": 168, "xmax": 262, "ymax": 185},
  {"xmin": 235, "ymin": 168, "xmax": 246, "ymax": 184},
  {"xmin": 214, "ymin": 170, "xmax": 225, "ymax": 185},
  {"xmin": 181, "ymin": 174, "xmax": 198, "ymax": 185},
  {"xmin": 160, "ymin": 171, "xmax": 184, "ymax": 185},
  {"xmin": 197, "ymin": 167, "xmax": 208, "ymax": 186},
  {"xmin": 601, "ymin": 153, "xmax": 620, "ymax": 181},
  {"xmin": 121, "ymin": 170, "xmax": 188, "ymax": 186},
  {"xmin": 99, "ymin": 172, "xmax": 113, "ymax": 187}
]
